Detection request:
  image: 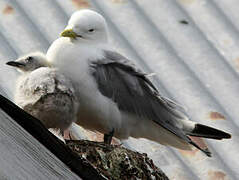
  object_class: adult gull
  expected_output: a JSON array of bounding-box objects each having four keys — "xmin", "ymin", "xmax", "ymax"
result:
[{"xmin": 46, "ymin": 10, "xmax": 231, "ymax": 157}]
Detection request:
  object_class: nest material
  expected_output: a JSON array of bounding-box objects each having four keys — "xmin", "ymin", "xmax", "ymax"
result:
[{"xmin": 66, "ymin": 140, "xmax": 169, "ymax": 180}]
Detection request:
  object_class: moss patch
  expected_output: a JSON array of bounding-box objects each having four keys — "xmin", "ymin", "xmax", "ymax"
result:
[{"xmin": 66, "ymin": 140, "xmax": 169, "ymax": 180}]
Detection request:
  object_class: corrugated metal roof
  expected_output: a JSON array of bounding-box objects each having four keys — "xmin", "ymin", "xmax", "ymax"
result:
[
  {"xmin": 0, "ymin": 106, "xmax": 81, "ymax": 180},
  {"xmin": 0, "ymin": 0, "xmax": 238, "ymax": 179}
]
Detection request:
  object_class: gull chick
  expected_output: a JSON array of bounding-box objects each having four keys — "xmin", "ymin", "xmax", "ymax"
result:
[
  {"xmin": 6, "ymin": 52, "xmax": 79, "ymax": 132},
  {"xmin": 46, "ymin": 9, "xmax": 231, "ymax": 156}
]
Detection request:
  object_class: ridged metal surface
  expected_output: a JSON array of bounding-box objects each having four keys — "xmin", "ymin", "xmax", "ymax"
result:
[
  {"xmin": 0, "ymin": 0, "xmax": 238, "ymax": 179},
  {"xmin": 0, "ymin": 109, "xmax": 80, "ymax": 180}
]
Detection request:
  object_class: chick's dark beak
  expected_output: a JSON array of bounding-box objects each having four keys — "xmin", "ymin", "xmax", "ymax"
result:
[{"xmin": 6, "ymin": 61, "xmax": 25, "ymax": 67}]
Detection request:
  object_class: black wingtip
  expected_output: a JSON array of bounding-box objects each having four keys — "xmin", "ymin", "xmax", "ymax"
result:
[
  {"xmin": 223, "ymin": 132, "xmax": 231, "ymax": 139},
  {"xmin": 190, "ymin": 124, "xmax": 231, "ymax": 140}
]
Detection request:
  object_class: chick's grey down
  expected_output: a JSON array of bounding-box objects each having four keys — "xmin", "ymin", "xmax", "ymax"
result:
[
  {"xmin": 46, "ymin": 9, "xmax": 231, "ymax": 157},
  {"xmin": 6, "ymin": 52, "xmax": 79, "ymax": 132}
]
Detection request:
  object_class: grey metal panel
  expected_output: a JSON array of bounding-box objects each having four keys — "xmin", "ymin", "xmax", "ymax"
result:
[
  {"xmin": 0, "ymin": 109, "xmax": 81, "ymax": 180},
  {"xmin": 0, "ymin": 0, "xmax": 238, "ymax": 179}
]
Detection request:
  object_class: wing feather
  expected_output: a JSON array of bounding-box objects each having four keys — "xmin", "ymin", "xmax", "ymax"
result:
[{"xmin": 91, "ymin": 50, "xmax": 190, "ymax": 142}]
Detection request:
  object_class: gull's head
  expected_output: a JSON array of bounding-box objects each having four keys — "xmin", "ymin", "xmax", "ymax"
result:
[
  {"xmin": 6, "ymin": 52, "xmax": 50, "ymax": 72},
  {"xmin": 60, "ymin": 9, "xmax": 108, "ymax": 43}
]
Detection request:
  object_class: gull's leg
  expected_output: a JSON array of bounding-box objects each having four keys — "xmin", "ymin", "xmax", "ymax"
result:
[
  {"xmin": 104, "ymin": 129, "xmax": 114, "ymax": 145},
  {"xmin": 69, "ymin": 132, "xmax": 73, "ymax": 140}
]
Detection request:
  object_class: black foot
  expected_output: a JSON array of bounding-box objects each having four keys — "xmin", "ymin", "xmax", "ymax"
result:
[
  {"xmin": 104, "ymin": 129, "xmax": 114, "ymax": 145},
  {"xmin": 60, "ymin": 129, "xmax": 64, "ymax": 137}
]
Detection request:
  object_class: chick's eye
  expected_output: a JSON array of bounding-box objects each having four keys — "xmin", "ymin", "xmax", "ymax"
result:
[
  {"xmin": 26, "ymin": 56, "xmax": 33, "ymax": 62},
  {"xmin": 88, "ymin": 29, "xmax": 94, "ymax": 32}
]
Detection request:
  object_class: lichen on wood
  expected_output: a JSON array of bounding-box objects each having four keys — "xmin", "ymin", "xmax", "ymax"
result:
[{"xmin": 66, "ymin": 140, "xmax": 169, "ymax": 180}]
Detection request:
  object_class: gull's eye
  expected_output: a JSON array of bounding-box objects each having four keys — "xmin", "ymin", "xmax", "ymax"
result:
[
  {"xmin": 88, "ymin": 29, "xmax": 94, "ymax": 32},
  {"xmin": 26, "ymin": 56, "xmax": 33, "ymax": 62}
]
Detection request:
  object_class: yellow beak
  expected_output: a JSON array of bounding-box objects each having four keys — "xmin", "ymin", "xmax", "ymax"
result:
[{"xmin": 60, "ymin": 29, "xmax": 79, "ymax": 39}]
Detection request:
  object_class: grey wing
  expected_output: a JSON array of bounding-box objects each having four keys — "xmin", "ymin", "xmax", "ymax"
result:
[{"xmin": 90, "ymin": 50, "xmax": 190, "ymax": 142}]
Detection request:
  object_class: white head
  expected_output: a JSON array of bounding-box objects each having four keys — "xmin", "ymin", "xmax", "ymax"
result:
[
  {"xmin": 6, "ymin": 52, "xmax": 50, "ymax": 72},
  {"xmin": 60, "ymin": 9, "xmax": 108, "ymax": 43}
]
